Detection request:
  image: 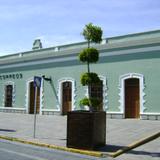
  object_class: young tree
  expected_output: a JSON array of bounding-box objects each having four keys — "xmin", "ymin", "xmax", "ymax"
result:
[{"xmin": 79, "ymin": 23, "xmax": 103, "ymax": 111}]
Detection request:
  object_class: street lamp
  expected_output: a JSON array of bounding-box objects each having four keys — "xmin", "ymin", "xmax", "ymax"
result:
[{"xmin": 42, "ymin": 75, "xmax": 51, "ymax": 82}]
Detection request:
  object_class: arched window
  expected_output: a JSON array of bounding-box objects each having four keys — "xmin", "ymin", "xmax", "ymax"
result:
[
  {"xmin": 91, "ymin": 80, "xmax": 103, "ymax": 110},
  {"xmin": 85, "ymin": 75, "xmax": 108, "ymax": 111},
  {"xmin": 5, "ymin": 84, "xmax": 13, "ymax": 107}
]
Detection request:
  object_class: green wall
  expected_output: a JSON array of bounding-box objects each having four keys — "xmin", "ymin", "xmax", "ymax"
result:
[{"xmin": 0, "ymin": 48, "xmax": 160, "ymax": 114}]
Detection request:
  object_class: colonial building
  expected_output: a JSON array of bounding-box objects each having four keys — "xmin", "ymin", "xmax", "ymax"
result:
[{"xmin": 0, "ymin": 30, "xmax": 160, "ymax": 120}]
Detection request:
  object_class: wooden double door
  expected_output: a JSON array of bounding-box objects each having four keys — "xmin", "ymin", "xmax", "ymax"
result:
[
  {"xmin": 62, "ymin": 82, "xmax": 72, "ymax": 115},
  {"xmin": 61, "ymin": 81, "xmax": 104, "ymax": 114},
  {"xmin": 5, "ymin": 85, "xmax": 13, "ymax": 107},
  {"xmin": 29, "ymin": 82, "xmax": 40, "ymax": 114},
  {"xmin": 125, "ymin": 78, "xmax": 140, "ymax": 118}
]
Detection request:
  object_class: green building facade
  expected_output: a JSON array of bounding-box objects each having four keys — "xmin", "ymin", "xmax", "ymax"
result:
[{"xmin": 0, "ymin": 30, "xmax": 160, "ymax": 120}]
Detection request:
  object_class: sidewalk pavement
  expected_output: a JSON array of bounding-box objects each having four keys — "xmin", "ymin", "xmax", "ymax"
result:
[{"xmin": 0, "ymin": 112, "xmax": 159, "ymax": 160}]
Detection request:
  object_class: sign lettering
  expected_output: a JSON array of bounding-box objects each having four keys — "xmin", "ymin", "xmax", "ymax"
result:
[{"xmin": 0, "ymin": 73, "xmax": 23, "ymax": 80}]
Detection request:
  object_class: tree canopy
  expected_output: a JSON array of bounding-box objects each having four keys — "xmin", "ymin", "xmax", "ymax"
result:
[{"xmin": 82, "ymin": 23, "xmax": 103, "ymax": 44}]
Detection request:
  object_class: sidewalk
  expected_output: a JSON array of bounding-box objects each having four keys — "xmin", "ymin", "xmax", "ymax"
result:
[{"xmin": 0, "ymin": 112, "xmax": 159, "ymax": 160}]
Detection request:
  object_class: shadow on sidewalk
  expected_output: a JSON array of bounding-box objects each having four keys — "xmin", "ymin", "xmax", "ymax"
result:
[
  {"xmin": 126, "ymin": 150, "xmax": 160, "ymax": 158},
  {"xmin": 0, "ymin": 129, "xmax": 16, "ymax": 132},
  {"xmin": 97, "ymin": 144, "xmax": 125, "ymax": 153}
]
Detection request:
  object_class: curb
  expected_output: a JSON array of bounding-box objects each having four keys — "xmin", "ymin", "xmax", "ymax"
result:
[
  {"xmin": 105, "ymin": 131, "xmax": 160, "ymax": 158},
  {"xmin": 0, "ymin": 135, "xmax": 103, "ymax": 158},
  {"xmin": 0, "ymin": 132, "xmax": 159, "ymax": 158}
]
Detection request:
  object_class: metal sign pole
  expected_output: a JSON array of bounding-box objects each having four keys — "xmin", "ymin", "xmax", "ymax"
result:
[
  {"xmin": 33, "ymin": 86, "xmax": 37, "ymax": 138},
  {"xmin": 33, "ymin": 76, "xmax": 42, "ymax": 139}
]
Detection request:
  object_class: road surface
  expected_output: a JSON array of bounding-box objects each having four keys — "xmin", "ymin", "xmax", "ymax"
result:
[{"xmin": 0, "ymin": 139, "xmax": 113, "ymax": 160}]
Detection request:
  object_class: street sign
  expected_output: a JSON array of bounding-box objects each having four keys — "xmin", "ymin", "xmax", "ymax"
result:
[
  {"xmin": 34, "ymin": 76, "xmax": 42, "ymax": 88},
  {"xmin": 33, "ymin": 76, "xmax": 42, "ymax": 138}
]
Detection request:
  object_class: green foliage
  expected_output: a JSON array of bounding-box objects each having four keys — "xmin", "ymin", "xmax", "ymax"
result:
[
  {"xmin": 79, "ymin": 23, "xmax": 103, "ymax": 111},
  {"xmin": 82, "ymin": 23, "xmax": 103, "ymax": 43},
  {"xmin": 79, "ymin": 97, "xmax": 90, "ymax": 106},
  {"xmin": 81, "ymin": 72, "xmax": 100, "ymax": 86},
  {"xmin": 79, "ymin": 97, "xmax": 101, "ymax": 110},
  {"xmin": 79, "ymin": 48, "xmax": 99, "ymax": 63}
]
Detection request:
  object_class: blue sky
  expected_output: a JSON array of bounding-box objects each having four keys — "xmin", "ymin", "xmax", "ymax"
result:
[{"xmin": 0, "ymin": 0, "xmax": 160, "ymax": 56}]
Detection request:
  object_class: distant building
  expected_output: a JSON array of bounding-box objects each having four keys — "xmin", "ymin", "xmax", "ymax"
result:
[{"xmin": 0, "ymin": 30, "xmax": 160, "ymax": 120}]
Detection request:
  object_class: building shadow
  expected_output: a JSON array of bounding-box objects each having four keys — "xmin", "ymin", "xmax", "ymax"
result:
[
  {"xmin": 127, "ymin": 150, "xmax": 160, "ymax": 158},
  {"xmin": 97, "ymin": 144, "xmax": 160, "ymax": 158},
  {"xmin": 0, "ymin": 128, "xmax": 16, "ymax": 132},
  {"xmin": 97, "ymin": 144, "xmax": 125, "ymax": 153}
]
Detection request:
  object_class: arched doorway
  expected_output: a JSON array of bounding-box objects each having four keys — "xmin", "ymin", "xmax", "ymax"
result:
[
  {"xmin": 62, "ymin": 81, "xmax": 72, "ymax": 115},
  {"xmin": 125, "ymin": 78, "xmax": 140, "ymax": 118},
  {"xmin": 29, "ymin": 81, "xmax": 40, "ymax": 114}
]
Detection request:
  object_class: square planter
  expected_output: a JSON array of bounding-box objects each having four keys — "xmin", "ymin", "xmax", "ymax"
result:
[{"xmin": 67, "ymin": 111, "xmax": 106, "ymax": 150}]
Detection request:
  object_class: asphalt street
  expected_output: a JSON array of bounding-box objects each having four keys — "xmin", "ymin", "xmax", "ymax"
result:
[{"xmin": 0, "ymin": 139, "xmax": 113, "ymax": 160}]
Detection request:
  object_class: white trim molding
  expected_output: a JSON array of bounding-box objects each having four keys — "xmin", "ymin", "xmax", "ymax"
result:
[
  {"xmin": 118, "ymin": 73, "xmax": 146, "ymax": 115},
  {"xmin": 57, "ymin": 77, "xmax": 76, "ymax": 114},
  {"xmin": 1, "ymin": 45, "xmax": 160, "ymax": 70},
  {"xmin": 25, "ymin": 77, "xmax": 43, "ymax": 114},
  {"xmin": 0, "ymin": 107, "xmax": 25, "ymax": 110},
  {"xmin": 85, "ymin": 75, "xmax": 108, "ymax": 111},
  {"xmin": 3, "ymin": 81, "xmax": 16, "ymax": 107},
  {"xmin": 0, "ymin": 107, "xmax": 26, "ymax": 114},
  {"xmin": 41, "ymin": 109, "xmax": 59, "ymax": 112}
]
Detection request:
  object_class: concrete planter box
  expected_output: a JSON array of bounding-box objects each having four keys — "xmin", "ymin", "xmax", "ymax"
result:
[{"xmin": 67, "ymin": 111, "xmax": 106, "ymax": 150}]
